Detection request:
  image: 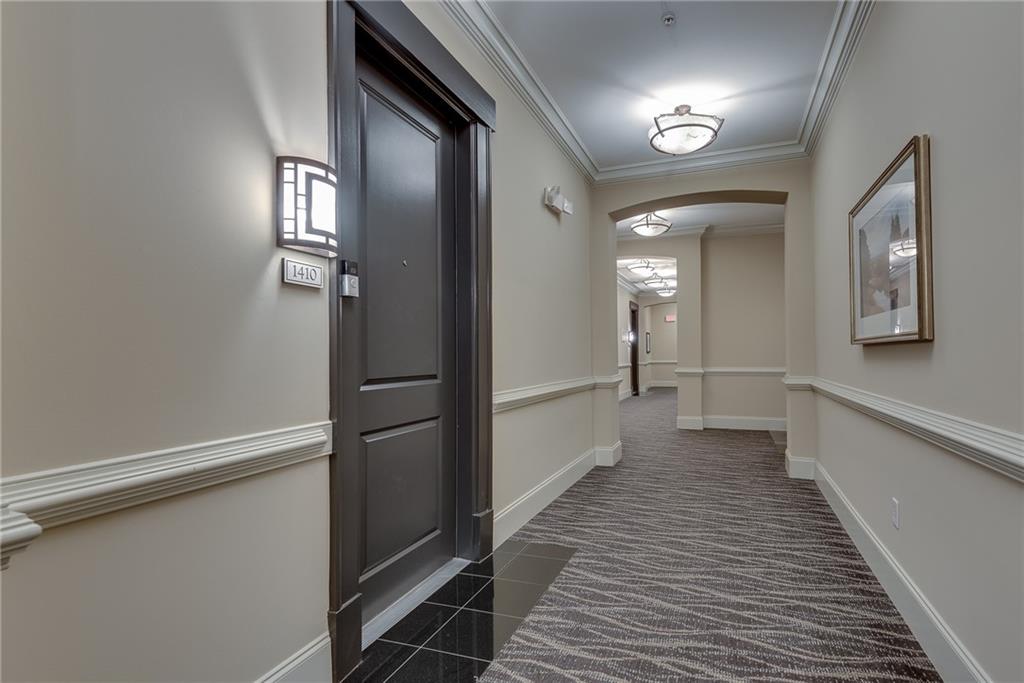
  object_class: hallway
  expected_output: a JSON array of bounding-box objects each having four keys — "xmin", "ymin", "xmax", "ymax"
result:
[{"xmin": 485, "ymin": 389, "xmax": 939, "ymax": 681}]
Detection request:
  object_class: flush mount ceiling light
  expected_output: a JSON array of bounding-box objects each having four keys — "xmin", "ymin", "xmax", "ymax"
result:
[
  {"xmin": 648, "ymin": 105, "xmax": 724, "ymax": 156},
  {"xmin": 630, "ymin": 212, "xmax": 672, "ymax": 238},
  {"xmin": 656, "ymin": 288, "xmax": 676, "ymax": 297},
  {"xmin": 891, "ymin": 238, "xmax": 917, "ymax": 258},
  {"xmin": 277, "ymin": 156, "xmax": 338, "ymax": 258},
  {"xmin": 627, "ymin": 259, "xmax": 657, "ymax": 277}
]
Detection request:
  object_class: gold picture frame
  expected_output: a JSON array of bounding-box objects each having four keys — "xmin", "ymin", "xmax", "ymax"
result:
[{"xmin": 849, "ymin": 135, "xmax": 933, "ymax": 344}]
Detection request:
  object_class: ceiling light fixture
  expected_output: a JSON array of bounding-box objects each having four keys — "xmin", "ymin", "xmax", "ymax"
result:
[
  {"xmin": 656, "ymin": 288, "xmax": 676, "ymax": 298},
  {"xmin": 648, "ymin": 105, "xmax": 723, "ymax": 155},
  {"xmin": 891, "ymin": 238, "xmax": 917, "ymax": 258},
  {"xmin": 630, "ymin": 212, "xmax": 672, "ymax": 237},
  {"xmin": 627, "ymin": 259, "xmax": 657, "ymax": 277}
]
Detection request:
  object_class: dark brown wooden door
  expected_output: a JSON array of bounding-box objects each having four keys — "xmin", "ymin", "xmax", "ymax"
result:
[{"xmin": 343, "ymin": 54, "xmax": 457, "ymax": 623}]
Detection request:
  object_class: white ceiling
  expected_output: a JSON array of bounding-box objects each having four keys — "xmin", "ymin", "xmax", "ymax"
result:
[
  {"xmin": 617, "ymin": 257, "xmax": 677, "ymax": 294},
  {"xmin": 444, "ymin": 1, "xmax": 873, "ymax": 183},
  {"xmin": 616, "ymin": 202, "xmax": 785, "ymax": 239}
]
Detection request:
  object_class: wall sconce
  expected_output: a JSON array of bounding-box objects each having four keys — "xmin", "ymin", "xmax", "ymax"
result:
[{"xmin": 277, "ymin": 156, "xmax": 338, "ymax": 258}]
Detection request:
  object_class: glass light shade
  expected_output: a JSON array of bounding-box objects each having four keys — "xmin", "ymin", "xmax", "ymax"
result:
[
  {"xmin": 648, "ymin": 105, "xmax": 724, "ymax": 156},
  {"xmin": 656, "ymin": 288, "xmax": 675, "ymax": 297},
  {"xmin": 627, "ymin": 260, "xmax": 656, "ymax": 277},
  {"xmin": 891, "ymin": 238, "xmax": 917, "ymax": 258},
  {"xmin": 630, "ymin": 212, "xmax": 672, "ymax": 237},
  {"xmin": 277, "ymin": 156, "xmax": 338, "ymax": 258}
]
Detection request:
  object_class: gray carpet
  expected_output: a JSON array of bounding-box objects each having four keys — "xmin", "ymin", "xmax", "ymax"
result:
[{"xmin": 483, "ymin": 388, "xmax": 940, "ymax": 682}]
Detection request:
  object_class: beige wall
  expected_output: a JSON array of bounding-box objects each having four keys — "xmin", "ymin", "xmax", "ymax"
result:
[
  {"xmin": 702, "ymin": 233, "xmax": 785, "ymax": 419},
  {"xmin": 405, "ymin": 2, "xmax": 602, "ymax": 521},
  {"xmin": 644, "ymin": 302, "xmax": 677, "ymax": 386},
  {"xmin": 2, "ymin": 1, "xmax": 600, "ymax": 680},
  {"xmin": 2, "ymin": 3, "xmax": 331, "ymax": 680},
  {"xmin": 809, "ymin": 3, "xmax": 1022, "ymax": 680}
]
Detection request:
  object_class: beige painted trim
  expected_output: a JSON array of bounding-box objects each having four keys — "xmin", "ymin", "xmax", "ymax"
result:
[
  {"xmin": 703, "ymin": 366, "xmax": 786, "ymax": 377},
  {"xmin": 784, "ymin": 376, "xmax": 1024, "ymax": 482},
  {"xmin": 256, "ymin": 631, "xmax": 331, "ymax": 683},
  {"xmin": 493, "ymin": 375, "xmax": 622, "ymax": 414},
  {"xmin": 784, "ymin": 448, "xmax": 816, "ymax": 480},
  {"xmin": 674, "ymin": 367, "xmax": 705, "ymax": 377},
  {"xmin": 0, "ymin": 422, "xmax": 332, "ymax": 570},
  {"xmin": 648, "ymin": 359, "xmax": 677, "ymax": 365}
]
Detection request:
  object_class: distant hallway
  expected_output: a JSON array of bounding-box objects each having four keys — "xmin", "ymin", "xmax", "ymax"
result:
[{"xmin": 486, "ymin": 388, "xmax": 938, "ymax": 681}]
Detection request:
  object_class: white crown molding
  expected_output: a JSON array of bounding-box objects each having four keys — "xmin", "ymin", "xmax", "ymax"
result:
[
  {"xmin": 441, "ymin": 0, "xmax": 874, "ymax": 184},
  {"xmin": 616, "ymin": 272, "xmax": 642, "ymax": 294},
  {"xmin": 784, "ymin": 376, "xmax": 1024, "ymax": 483},
  {"xmin": 438, "ymin": 0, "xmax": 600, "ymax": 180},
  {"xmin": 800, "ymin": 0, "xmax": 876, "ymax": 153},
  {"xmin": 704, "ymin": 366, "xmax": 786, "ymax": 377},
  {"xmin": 492, "ymin": 374, "xmax": 621, "ymax": 414},
  {"xmin": 0, "ymin": 422, "xmax": 332, "ymax": 569}
]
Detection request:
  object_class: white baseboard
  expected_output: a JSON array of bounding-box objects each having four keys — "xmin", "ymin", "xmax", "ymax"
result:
[
  {"xmin": 493, "ymin": 448, "xmax": 596, "ymax": 547},
  {"xmin": 784, "ymin": 448, "xmax": 815, "ymax": 479},
  {"xmin": 677, "ymin": 416, "xmax": 704, "ymax": 430},
  {"xmin": 595, "ymin": 441, "xmax": 622, "ymax": 467},
  {"xmin": 703, "ymin": 415, "xmax": 787, "ymax": 431},
  {"xmin": 256, "ymin": 632, "xmax": 331, "ymax": 683},
  {"xmin": 618, "ymin": 388, "xmax": 631, "ymax": 401},
  {"xmin": 815, "ymin": 463, "xmax": 988, "ymax": 683}
]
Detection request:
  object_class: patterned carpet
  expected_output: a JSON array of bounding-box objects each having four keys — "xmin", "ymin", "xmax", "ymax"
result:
[{"xmin": 483, "ymin": 389, "xmax": 940, "ymax": 682}]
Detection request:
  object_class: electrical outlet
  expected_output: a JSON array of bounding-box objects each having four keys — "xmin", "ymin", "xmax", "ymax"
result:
[{"xmin": 890, "ymin": 497, "xmax": 900, "ymax": 529}]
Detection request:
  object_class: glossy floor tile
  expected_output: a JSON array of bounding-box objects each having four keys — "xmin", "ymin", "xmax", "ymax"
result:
[
  {"xmin": 495, "ymin": 553, "xmax": 567, "ymax": 585},
  {"xmin": 350, "ymin": 540, "xmax": 576, "ymax": 681},
  {"xmin": 378, "ymin": 602, "xmax": 458, "ymax": 646},
  {"xmin": 424, "ymin": 573, "xmax": 491, "ymax": 608},
  {"xmin": 464, "ymin": 578, "xmax": 549, "ymax": 618},
  {"xmin": 423, "ymin": 608, "xmax": 523, "ymax": 661}
]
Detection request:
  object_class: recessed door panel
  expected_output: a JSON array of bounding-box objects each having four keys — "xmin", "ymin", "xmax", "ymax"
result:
[
  {"xmin": 363, "ymin": 89, "xmax": 440, "ymax": 383},
  {"xmin": 363, "ymin": 420, "xmax": 441, "ymax": 570}
]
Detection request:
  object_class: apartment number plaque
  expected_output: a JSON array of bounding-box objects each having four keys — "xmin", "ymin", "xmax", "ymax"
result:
[{"xmin": 282, "ymin": 258, "xmax": 324, "ymax": 289}]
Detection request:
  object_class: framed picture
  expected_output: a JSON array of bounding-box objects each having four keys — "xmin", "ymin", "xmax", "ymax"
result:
[
  {"xmin": 849, "ymin": 135, "xmax": 933, "ymax": 344},
  {"xmin": 645, "ymin": 331, "xmax": 651, "ymax": 354}
]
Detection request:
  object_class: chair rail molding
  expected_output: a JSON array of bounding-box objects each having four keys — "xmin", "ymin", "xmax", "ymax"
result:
[
  {"xmin": 784, "ymin": 376, "xmax": 1024, "ymax": 483},
  {"xmin": 648, "ymin": 360, "xmax": 677, "ymax": 366},
  {"xmin": 0, "ymin": 422, "xmax": 332, "ymax": 569},
  {"xmin": 703, "ymin": 366, "xmax": 786, "ymax": 377},
  {"xmin": 439, "ymin": 0, "xmax": 873, "ymax": 184},
  {"xmin": 493, "ymin": 375, "xmax": 622, "ymax": 414},
  {"xmin": 674, "ymin": 367, "xmax": 705, "ymax": 377}
]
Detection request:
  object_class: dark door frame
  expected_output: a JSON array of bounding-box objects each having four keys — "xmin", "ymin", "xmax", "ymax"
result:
[
  {"xmin": 326, "ymin": 2, "xmax": 495, "ymax": 680},
  {"xmin": 629, "ymin": 301, "xmax": 639, "ymax": 396}
]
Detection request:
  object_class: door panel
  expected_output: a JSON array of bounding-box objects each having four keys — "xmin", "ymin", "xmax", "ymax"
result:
[
  {"xmin": 362, "ymin": 420, "xmax": 441, "ymax": 569},
  {"xmin": 362, "ymin": 88, "xmax": 441, "ymax": 382},
  {"xmin": 347, "ymin": 54, "xmax": 456, "ymax": 623}
]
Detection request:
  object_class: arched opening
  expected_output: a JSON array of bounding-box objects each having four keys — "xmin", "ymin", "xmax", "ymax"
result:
[{"xmin": 610, "ymin": 190, "xmax": 789, "ymax": 454}]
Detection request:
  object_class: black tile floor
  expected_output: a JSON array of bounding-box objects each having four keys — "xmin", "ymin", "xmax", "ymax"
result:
[{"xmin": 343, "ymin": 541, "xmax": 576, "ymax": 682}]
